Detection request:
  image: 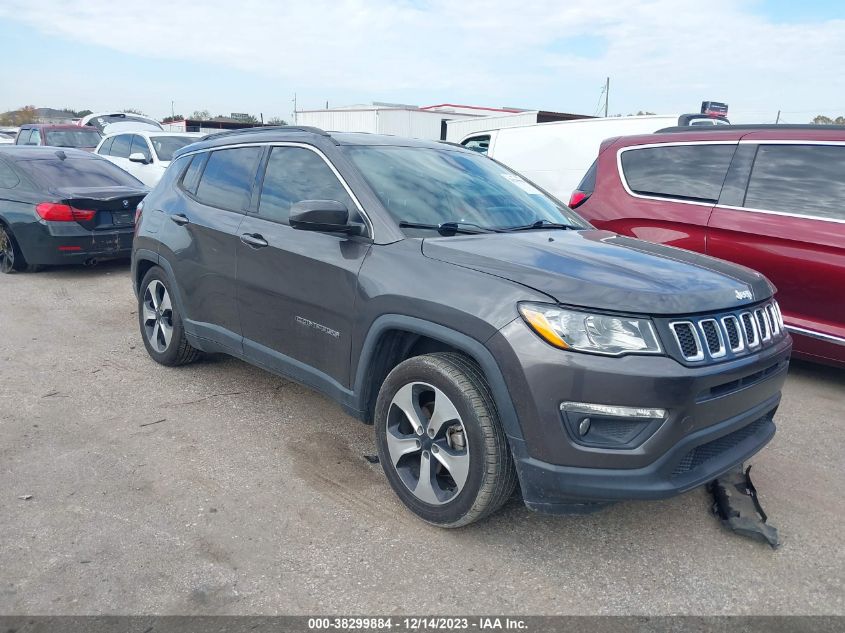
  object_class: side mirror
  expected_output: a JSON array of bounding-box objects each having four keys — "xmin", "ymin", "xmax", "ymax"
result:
[
  {"xmin": 289, "ymin": 200, "xmax": 359, "ymax": 234},
  {"xmin": 129, "ymin": 152, "xmax": 149, "ymax": 164}
]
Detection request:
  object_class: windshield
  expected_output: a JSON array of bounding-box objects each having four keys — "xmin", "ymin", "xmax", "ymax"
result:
[
  {"xmin": 150, "ymin": 136, "xmax": 199, "ymax": 162},
  {"xmin": 18, "ymin": 157, "xmax": 145, "ymax": 188},
  {"xmin": 44, "ymin": 129, "xmax": 102, "ymax": 148},
  {"xmin": 344, "ymin": 146, "xmax": 587, "ymax": 232}
]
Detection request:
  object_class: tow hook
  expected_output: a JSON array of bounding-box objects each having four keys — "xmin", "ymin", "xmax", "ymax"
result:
[{"xmin": 708, "ymin": 465, "xmax": 780, "ymax": 549}]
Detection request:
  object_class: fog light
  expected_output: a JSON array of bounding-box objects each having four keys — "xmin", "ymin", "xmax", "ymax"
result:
[
  {"xmin": 560, "ymin": 402, "xmax": 666, "ymax": 420},
  {"xmin": 578, "ymin": 417, "xmax": 591, "ymax": 436},
  {"xmin": 560, "ymin": 401, "xmax": 667, "ymax": 449}
]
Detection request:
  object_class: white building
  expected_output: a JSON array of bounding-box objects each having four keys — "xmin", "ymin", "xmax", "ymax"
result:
[{"xmin": 295, "ymin": 103, "xmax": 530, "ymax": 141}]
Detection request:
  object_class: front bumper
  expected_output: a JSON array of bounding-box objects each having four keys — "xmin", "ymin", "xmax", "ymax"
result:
[{"xmin": 487, "ymin": 318, "xmax": 791, "ymax": 511}]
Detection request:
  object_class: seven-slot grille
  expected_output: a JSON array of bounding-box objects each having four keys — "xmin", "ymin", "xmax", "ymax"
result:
[{"xmin": 669, "ymin": 300, "xmax": 785, "ymax": 363}]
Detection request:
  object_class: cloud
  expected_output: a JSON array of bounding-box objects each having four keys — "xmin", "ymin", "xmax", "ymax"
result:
[{"xmin": 2, "ymin": 0, "xmax": 844, "ymax": 119}]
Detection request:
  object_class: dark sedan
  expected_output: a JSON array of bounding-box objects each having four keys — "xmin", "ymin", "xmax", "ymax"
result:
[{"xmin": 0, "ymin": 147, "xmax": 148, "ymax": 273}]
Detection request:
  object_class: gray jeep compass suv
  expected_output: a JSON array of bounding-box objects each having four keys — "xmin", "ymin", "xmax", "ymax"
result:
[{"xmin": 132, "ymin": 126, "xmax": 791, "ymax": 527}]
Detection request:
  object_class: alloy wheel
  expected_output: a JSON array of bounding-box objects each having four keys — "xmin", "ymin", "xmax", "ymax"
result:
[
  {"xmin": 142, "ymin": 279, "xmax": 174, "ymax": 353},
  {"xmin": 385, "ymin": 382, "xmax": 470, "ymax": 505}
]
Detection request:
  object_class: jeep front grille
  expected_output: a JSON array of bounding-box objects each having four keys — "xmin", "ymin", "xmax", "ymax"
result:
[
  {"xmin": 669, "ymin": 300, "xmax": 785, "ymax": 363},
  {"xmin": 670, "ymin": 322, "xmax": 703, "ymax": 361}
]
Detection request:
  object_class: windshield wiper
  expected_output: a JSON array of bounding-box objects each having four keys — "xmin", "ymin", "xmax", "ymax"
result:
[
  {"xmin": 399, "ymin": 220, "xmax": 502, "ymax": 235},
  {"xmin": 499, "ymin": 219, "xmax": 578, "ymax": 232}
]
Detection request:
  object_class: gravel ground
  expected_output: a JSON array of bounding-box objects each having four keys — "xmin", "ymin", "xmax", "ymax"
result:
[{"xmin": 0, "ymin": 261, "xmax": 843, "ymax": 615}]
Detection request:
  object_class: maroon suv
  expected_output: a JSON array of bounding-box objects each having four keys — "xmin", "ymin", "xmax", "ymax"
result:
[
  {"xmin": 15, "ymin": 124, "xmax": 101, "ymax": 151},
  {"xmin": 572, "ymin": 124, "xmax": 845, "ymax": 368}
]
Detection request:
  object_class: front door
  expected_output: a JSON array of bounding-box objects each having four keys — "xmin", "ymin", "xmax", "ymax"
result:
[{"xmin": 236, "ymin": 145, "xmax": 371, "ymax": 388}]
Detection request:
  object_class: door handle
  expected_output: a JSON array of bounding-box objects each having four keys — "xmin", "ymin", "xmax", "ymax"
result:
[
  {"xmin": 240, "ymin": 233, "xmax": 268, "ymax": 248},
  {"xmin": 170, "ymin": 213, "xmax": 190, "ymax": 226}
]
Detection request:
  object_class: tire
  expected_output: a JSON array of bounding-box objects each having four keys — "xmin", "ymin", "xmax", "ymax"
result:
[
  {"xmin": 138, "ymin": 266, "xmax": 202, "ymax": 366},
  {"xmin": 0, "ymin": 223, "xmax": 31, "ymax": 274},
  {"xmin": 374, "ymin": 352, "xmax": 517, "ymax": 527}
]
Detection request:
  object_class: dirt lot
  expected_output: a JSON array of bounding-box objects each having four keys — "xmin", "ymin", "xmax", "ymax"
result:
[{"xmin": 0, "ymin": 262, "xmax": 843, "ymax": 615}]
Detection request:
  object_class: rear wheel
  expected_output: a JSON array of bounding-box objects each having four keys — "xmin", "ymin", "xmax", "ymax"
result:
[
  {"xmin": 139, "ymin": 267, "xmax": 201, "ymax": 366},
  {"xmin": 374, "ymin": 352, "xmax": 517, "ymax": 527},
  {"xmin": 0, "ymin": 224, "xmax": 29, "ymax": 274}
]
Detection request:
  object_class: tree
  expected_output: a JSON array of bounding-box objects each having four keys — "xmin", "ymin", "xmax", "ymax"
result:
[
  {"xmin": 75, "ymin": 109, "xmax": 93, "ymax": 117},
  {"xmin": 162, "ymin": 115, "xmax": 184, "ymax": 123},
  {"xmin": 121, "ymin": 108, "xmax": 146, "ymax": 115},
  {"xmin": 191, "ymin": 109, "xmax": 211, "ymax": 120},
  {"xmin": 0, "ymin": 105, "xmax": 38, "ymax": 126},
  {"xmin": 812, "ymin": 114, "xmax": 845, "ymax": 125},
  {"xmin": 267, "ymin": 117, "xmax": 288, "ymax": 126}
]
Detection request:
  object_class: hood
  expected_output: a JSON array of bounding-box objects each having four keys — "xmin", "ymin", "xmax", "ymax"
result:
[{"xmin": 422, "ymin": 229, "xmax": 773, "ymax": 315}]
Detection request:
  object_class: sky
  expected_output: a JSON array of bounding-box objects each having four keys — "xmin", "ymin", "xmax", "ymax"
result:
[{"xmin": 1, "ymin": 0, "xmax": 844, "ymax": 123}]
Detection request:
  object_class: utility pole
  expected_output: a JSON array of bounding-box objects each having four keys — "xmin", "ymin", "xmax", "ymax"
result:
[
  {"xmin": 292, "ymin": 93, "xmax": 298, "ymax": 124},
  {"xmin": 604, "ymin": 77, "xmax": 610, "ymax": 117},
  {"xmin": 171, "ymin": 100, "xmax": 175, "ymax": 118},
  {"xmin": 775, "ymin": 110, "xmax": 781, "ymax": 124}
]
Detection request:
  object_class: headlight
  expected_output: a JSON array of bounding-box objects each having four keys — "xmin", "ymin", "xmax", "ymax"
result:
[{"xmin": 518, "ymin": 302, "xmax": 662, "ymax": 356}]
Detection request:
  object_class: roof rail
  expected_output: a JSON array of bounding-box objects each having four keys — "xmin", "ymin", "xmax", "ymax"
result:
[
  {"xmin": 200, "ymin": 125, "xmax": 329, "ymax": 141},
  {"xmin": 657, "ymin": 123, "xmax": 845, "ymax": 134}
]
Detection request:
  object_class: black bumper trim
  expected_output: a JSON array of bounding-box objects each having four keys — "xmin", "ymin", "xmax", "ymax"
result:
[{"xmin": 512, "ymin": 394, "xmax": 779, "ymax": 511}]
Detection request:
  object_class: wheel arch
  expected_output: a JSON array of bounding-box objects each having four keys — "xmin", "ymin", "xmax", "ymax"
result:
[
  {"xmin": 133, "ymin": 251, "xmax": 191, "ymax": 325},
  {"xmin": 351, "ymin": 315, "xmax": 524, "ymax": 443}
]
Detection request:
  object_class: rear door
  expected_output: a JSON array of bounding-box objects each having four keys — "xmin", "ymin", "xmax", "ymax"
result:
[
  {"xmin": 708, "ymin": 141, "xmax": 845, "ymax": 361},
  {"xmin": 236, "ymin": 144, "xmax": 371, "ymax": 388},
  {"xmin": 605, "ymin": 141, "xmax": 737, "ymax": 251},
  {"xmin": 159, "ymin": 146, "xmax": 262, "ymax": 352}
]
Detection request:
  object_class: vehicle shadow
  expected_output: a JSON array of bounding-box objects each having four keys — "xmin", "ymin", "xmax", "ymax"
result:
[
  {"xmin": 787, "ymin": 358, "xmax": 845, "ymax": 387},
  {"xmin": 26, "ymin": 258, "xmax": 130, "ymax": 278}
]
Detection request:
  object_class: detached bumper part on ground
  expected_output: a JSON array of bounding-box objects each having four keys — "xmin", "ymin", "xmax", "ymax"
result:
[{"xmin": 710, "ymin": 465, "xmax": 781, "ymax": 548}]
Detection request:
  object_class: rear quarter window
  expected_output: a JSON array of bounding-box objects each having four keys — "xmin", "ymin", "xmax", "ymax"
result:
[{"xmin": 620, "ymin": 143, "xmax": 736, "ymax": 203}]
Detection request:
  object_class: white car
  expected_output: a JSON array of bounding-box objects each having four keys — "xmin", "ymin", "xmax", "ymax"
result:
[{"xmin": 94, "ymin": 131, "xmax": 204, "ymax": 187}]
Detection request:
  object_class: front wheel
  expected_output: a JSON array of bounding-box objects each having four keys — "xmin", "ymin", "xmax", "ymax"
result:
[
  {"xmin": 138, "ymin": 267, "xmax": 201, "ymax": 366},
  {"xmin": 374, "ymin": 352, "xmax": 517, "ymax": 527}
]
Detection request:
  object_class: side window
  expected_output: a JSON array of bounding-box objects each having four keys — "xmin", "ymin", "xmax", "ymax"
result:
[
  {"xmin": 130, "ymin": 135, "xmax": 152, "ymax": 162},
  {"xmin": 30, "ymin": 129, "xmax": 42, "ymax": 145},
  {"xmin": 744, "ymin": 144, "xmax": 845, "ymax": 221},
  {"xmin": 98, "ymin": 136, "xmax": 115, "ymax": 155},
  {"xmin": 258, "ymin": 147, "xmax": 354, "ymax": 224},
  {"xmin": 110, "ymin": 134, "xmax": 132, "ymax": 158},
  {"xmin": 15, "ymin": 129, "xmax": 29, "ymax": 145},
  {"xmin": 461, "ymin": 135, "xmax": 490, "ymax": 154},
  {"xmin": 195, "ymin": 147, "xmax": 262, "ymax": 212},
  {"xmin": 0, "ymin": 160, "xmax": 19, "ymax": 188},
  {"xmin": 620, "ymin": 144, "xmax": 736, "ymax": 203}
]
